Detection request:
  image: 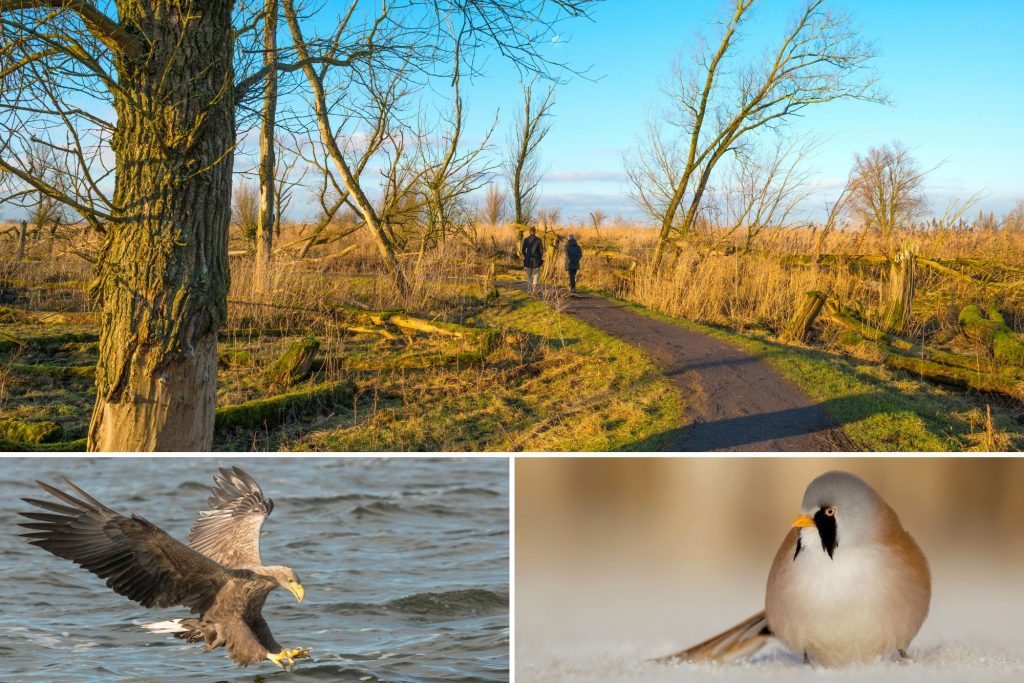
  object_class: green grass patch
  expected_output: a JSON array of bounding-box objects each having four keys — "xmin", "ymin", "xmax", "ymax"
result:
[
  {"xmin": 606, "ymin": 295, "xmax": 1024, "ymax": 451},
  {"xmin": 290, "ymin": 289, "xmax": 685, "ymax": 451}
]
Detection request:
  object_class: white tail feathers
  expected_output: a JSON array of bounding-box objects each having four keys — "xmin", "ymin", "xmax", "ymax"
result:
[{"xmin": 142, "ymin": 619, "xmax": 187, "ymax": 634}]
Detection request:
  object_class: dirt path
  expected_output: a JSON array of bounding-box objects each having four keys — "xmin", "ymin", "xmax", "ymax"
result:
[{"xmin": 560, "ymin": 293, "xmax": 842, "ymax": 451}]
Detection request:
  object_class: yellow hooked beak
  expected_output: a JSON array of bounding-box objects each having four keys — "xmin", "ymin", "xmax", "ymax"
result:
[
  {"xmin": 288, "ymin": 581, "xmax": 305, "ymax": 602},
  {"xmin": 792, "ymin": 514, "xmax": 815, "ymax": 528}
]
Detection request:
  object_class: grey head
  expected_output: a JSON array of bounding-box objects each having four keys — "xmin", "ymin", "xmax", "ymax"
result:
[
  {"xmin": 796, "ymin": 471, "xmax": 899, "ymax": 558},
  {"xmin": 257, "ymin": 565, "xmax": 304, "ymax": 602}
]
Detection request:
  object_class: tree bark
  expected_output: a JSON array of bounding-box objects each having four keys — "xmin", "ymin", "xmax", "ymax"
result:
[
  {"xmin": 255, "ymin": 0, "xmax": 278, "ymax": 288},
  {"xmin": 87, "ymin": 1, "xmax": 234, "ymax": 451},
  {"xmin": 882, "ymin": 244, "xmax": 916, "ymax": 336},
  {"xmin": 16, "ymin": 220, "xmax": 28, "ymax": 261}
]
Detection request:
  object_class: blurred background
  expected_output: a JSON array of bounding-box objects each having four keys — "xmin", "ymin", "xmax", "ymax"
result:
[{"xmin": 516, "ymin": 458, "xmax": 1024, "ymax": 682}]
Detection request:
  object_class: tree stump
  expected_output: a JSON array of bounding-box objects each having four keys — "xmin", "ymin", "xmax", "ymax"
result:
[
  {"xmin": 482, "ymin": 260, "xmax": 499, "ymax": 302},
  {"xmin": 786, "ymin": 291, "xmax": 827, "ymax": 343},
  {"xmin": 16, "ymin": 220, "xmax": 28, "ymax": 261},
  {"xmin": 265, "ymin": 337, "xmax": 320, "ymax": 388},
  {"xmin": 882, "ymin": 244, "xmax": 916, "ymax": 336}
]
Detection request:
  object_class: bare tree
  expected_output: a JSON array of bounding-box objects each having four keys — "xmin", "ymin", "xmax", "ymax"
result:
[
  {"xmin": 1005, "ymin": 200, "xmax": 1024, "ymax": 232},
  {"xmin": 538, "ymin": 206, "xmax": 561, "ymax": 230},
  {"xmin": 588, "ymin": 209, "xmax": 606, "ymax": 235},
  {"xmin": 625, "ymin": 0, "xmax": 885, "ymax": 270},
  {"xmin": 849, "ymin": 141, "xmax": 928, "ymax": 238},
  {"xmin": 721, "ymin": 136, "xmax": 816, "ymax": 252},
  {"xmin": 416, "ymin": 56, "xmax": 497, "ymax": 257},
  {"xmin": 234, "ymin": 182, "xmax": 261, "ymax": 244},
  {"xmin": 0, "ymin": 0, "xmax": 596, "ymax": 450},
  {"xmin": 814, "ymin": 176, "xmax": 854, "ymax": 261},
  {"xmin": 505, "ymin": 83, "xmax": 555, "ymax": 228},
  {"xmin": 483, "ymin": 183, "xmax": 507, "ymax": 227},
  {"xmin": 255, "ymin": 0, "xmax": 280, "ymax": 286}
]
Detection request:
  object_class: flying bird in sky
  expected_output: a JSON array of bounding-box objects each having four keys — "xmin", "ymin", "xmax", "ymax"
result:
[{"xmin": 19, "ymin": 466, "xmax": 311, "ymax": 669}]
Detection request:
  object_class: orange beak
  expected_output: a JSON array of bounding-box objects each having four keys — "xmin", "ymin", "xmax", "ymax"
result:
[{"xmin": 792, "ymin": 514, "xmax": 815, "ymax": 528}]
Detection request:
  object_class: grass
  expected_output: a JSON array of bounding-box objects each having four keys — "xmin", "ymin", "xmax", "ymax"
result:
[
  {"xmin": 1, "ymin": 249, "xmax": 685, "ymax": 450},
  {"xmin": 5, "ymin": 218, "xmax": 1023, "ymax": 452},
  {"xmin": 289, "ymin": 288, "xmax": 685, "ymax": 451},
  {"xmin": 606, "ymin": 295, "xmax": 1024, "ymax": 451}
]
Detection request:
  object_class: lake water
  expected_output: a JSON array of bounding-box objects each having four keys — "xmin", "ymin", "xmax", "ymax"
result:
[{"xmin": 0, "ymin": 456, "xmax": 508, "ymax": 682}]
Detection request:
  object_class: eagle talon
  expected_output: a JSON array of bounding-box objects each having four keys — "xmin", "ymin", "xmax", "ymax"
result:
[
  {"xmin": 267, "ymin": 650, "xmax": 294, "ymax": 669},
  {"xmin": 268, "ymin": 647, "xmax": 311, "ymax": 669}
]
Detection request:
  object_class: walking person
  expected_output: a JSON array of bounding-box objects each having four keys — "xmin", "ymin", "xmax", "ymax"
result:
[
  {"xmin": 522, "ymin": 226, "xmax": 544, "ymax": 293},
  {"xmin": 564, "ymin": 233, "xmax": 583, "ymax": 293}
]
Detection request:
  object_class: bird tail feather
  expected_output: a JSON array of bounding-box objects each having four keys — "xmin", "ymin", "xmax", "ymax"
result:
[
  {"xmin": 142, "ymin": 619, "xmax": 187, "ymax": 634},
  {"xmin": 655, "ymin": 610, "xmax": 772, "ymax": 664}
]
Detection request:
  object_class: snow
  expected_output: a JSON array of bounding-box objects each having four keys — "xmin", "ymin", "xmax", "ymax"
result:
[{"xmin": 516, "ymin": 566, "xmax": 1024, "ymax": 683}]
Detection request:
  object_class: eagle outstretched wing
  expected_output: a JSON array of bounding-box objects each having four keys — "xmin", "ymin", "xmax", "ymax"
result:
[
  {"xmin": 19, "ymin": 480, "xmax": 232, "ymax": 614},
  {"xmin": 188, "ymin": 467, "xmax": 273, "ymax": 568}
]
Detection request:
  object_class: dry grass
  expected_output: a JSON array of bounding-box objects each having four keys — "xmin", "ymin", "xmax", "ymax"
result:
[{"xmin": 0, "ymin": 222, "xmax": 684, "ymax": 451}]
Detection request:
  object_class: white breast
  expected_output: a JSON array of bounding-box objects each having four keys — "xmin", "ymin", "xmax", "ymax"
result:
[{"xmin": 765, "ymin": 529, "xmax": 929, "ymax": 666}]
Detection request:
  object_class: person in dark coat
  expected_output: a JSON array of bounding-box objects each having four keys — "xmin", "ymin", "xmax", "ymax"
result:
[
  {"xmin": 522, "ymin": 226, "xmax": 544, "ymax": 292},
  {"xmin": 564, "ymin": 234, "xmax": 583, "ymax": 293}
]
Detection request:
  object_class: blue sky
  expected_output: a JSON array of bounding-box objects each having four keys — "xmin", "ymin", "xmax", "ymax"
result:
[{"xmin": 453, "ymin": 0, "xmax": 1024, "ymax": 222}]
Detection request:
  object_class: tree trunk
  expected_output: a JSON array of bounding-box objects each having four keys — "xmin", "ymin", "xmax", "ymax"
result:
[
  {"xmin": 882, "ymin": 244, "xmax": 916, "ymax": 336},
  {"xmin": 88, "ymin": 1, "xmax": 234, "ymax": 451},
  {"xmin": 16, "ymin": 220, "xmax": 27, "ymax": 261},
  {"xmin": 255, "ymin": 0, "xmax": 278, "ymax": 289}
]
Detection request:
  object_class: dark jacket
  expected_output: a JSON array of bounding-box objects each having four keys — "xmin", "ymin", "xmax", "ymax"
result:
[
  {"xmin": 564, "ymin": 238, "xmax": 583, "ymax": 270},
  {"xmin": 522, "ymin": 234, "xmax": 544, "ymax": 269}
]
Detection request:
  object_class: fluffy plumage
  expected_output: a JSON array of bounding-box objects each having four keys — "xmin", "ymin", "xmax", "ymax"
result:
[{"xmin": 661, "ymin": 470, "xmax": 931, "ymax": 667}]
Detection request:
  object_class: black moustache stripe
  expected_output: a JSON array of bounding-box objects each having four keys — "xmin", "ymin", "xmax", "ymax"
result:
[
  {"xmin": 813, "ymin": 507, "xmax": 838, "ymax": 558},
  {"xmin": 793, "ymin": 534, "xmax": 803, "ymax": 560}
]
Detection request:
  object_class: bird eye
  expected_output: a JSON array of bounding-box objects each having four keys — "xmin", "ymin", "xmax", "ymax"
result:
[{"xmin": 825, "ymin": 506, "xmax": 837, "ymax": 517}]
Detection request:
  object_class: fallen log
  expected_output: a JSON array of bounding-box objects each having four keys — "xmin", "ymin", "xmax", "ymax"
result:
[
  {"xmin": 0, "ymin": 331, "xmax": 99, "ymax": 353},
  {"xmin": 827, "ymin": 304, "xmax": 1024, "ymax": 399},
  {"xmin": 334, "ymin": 305, "xmax": 401, "ymax": 327},
  {"xmin": 214, "ymin": 380, "xmax": 356, "ymax": 433},
  {"xmin": 7, "ymin": 363, "xmax": 95, "ymax": 379},
  {"xmin": 0, "ymin": 307, "xmax": 98, "ymax": 325},
  {"xmin": 959, "ymin": 305, "xmax": 1024, "ymax": 366},
  {"xmin": 264, "ymin": 337, "xmax": 320, "ymax": 388},
  {"xmin": 0, "ymin": 418, "xmax": 64, "ymax": 444},
  {"xmin": 344, "ymin": 351, "xmax": 484, "ymax": 371},
  {"xmin": 0, "ymin": 437, "xmax": 86, "ymax": 452},
  {"xmin": 346, "ymin": 325, "xmax": 400, "ymax": 341}
]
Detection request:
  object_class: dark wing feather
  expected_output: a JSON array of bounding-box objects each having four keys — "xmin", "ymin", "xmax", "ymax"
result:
[
  {"xmin": 655, "ymin": 610, "xmax": 772, "ymax": 664},
  {"xmin": 19, "ymin": 480, "xmax": 232, "ymax": 614},
  {"xmin": 188, "ymin": 467, "xmax": 272, "ymax": 568}
]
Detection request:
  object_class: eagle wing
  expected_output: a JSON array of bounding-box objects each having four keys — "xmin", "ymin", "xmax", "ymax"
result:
[
  {"xmin": 19, "ymin": 480, "xmax": 232, "ymax": 614},
  {"xmin": 188, "ymin": 467, "xmax": 272, "ymax": 568}
]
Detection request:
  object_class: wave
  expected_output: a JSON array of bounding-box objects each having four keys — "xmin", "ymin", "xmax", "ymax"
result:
[{"xmin": 384, "ymin": 589, "xmax": 508, "ymax": 617}]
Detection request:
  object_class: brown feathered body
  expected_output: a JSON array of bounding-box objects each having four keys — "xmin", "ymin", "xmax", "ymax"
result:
[{"xmin": 19, "ymin": 467, "xmax": 301, "ymax": 667}]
